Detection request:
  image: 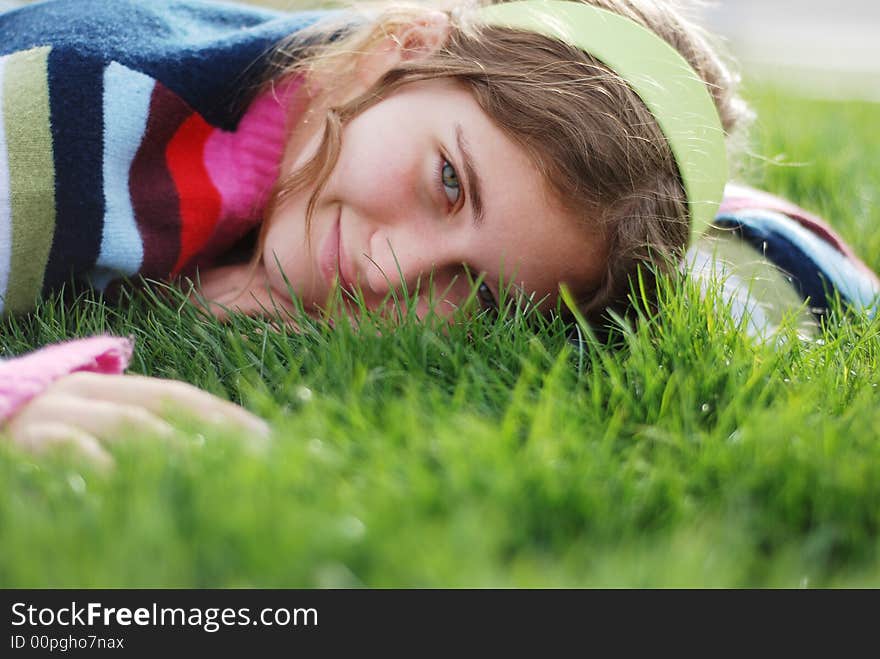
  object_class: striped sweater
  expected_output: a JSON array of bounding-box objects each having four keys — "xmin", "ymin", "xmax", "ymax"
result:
[{"xmin": 0, "ymin": 0, "xmax": 327, "ymax": 314}]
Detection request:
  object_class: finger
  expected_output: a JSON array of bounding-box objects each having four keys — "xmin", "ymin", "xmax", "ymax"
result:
[
  {"xmin": 15, "ymin": 391, "xmax": 177, "ymax": 442},
  {"xmin": 8, "ymin": 420, "xmax": 113, "ymax": 469},
  {"xmin": 52, "ymin": 372, "xmax": 270, "ymax": 439}
]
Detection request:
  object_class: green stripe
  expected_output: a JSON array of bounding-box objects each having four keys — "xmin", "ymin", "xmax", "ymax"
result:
[{"xmin": 3, "ymin": 47, "xmax": 55, "ymax": 315}]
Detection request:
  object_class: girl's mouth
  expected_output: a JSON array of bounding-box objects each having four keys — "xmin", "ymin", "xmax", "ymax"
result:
[{"xmin": 320, "ymin": 208, "xmax": 353, "ymax": 294}]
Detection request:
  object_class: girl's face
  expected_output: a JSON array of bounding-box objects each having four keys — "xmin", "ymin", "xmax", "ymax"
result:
[{"xmin": 262, "ymin": 77, "xmax": 606, "ymax": 319}]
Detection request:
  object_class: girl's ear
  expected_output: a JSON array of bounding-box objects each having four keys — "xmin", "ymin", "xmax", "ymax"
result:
[
  {"xmin": 395, "ymin": 10, "xmax": 451, "ymax": 59},
  {"xmin": 354, "ymin": 10, "xmax": 450, "ymax": 87}
]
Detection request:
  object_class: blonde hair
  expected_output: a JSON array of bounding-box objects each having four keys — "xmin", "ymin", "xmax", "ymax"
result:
[{"xmin": 261, "ymin": 0, "xmax": 749, "ymax": 324}]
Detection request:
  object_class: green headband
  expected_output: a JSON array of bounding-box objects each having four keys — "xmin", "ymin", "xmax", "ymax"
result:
[{"xmin": 477, "ymin": 0, "xmax": 728, "ymax": 244}]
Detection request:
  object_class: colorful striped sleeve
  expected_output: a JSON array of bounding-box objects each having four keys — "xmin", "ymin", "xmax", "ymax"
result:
[{"xmin": 0, "ymin": 55, "xmax": 289, "ymax": 315}]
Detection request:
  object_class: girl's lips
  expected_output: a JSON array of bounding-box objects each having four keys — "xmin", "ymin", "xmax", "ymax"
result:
[
  {"xmin": 319, "ymin": 211, "xmax": 340, "ymax": 290},
  {"xmin": 319, "ymin": 209, "xmax": 353, "ymax": 293},
  {"xmin": 336, "ymin": 225, "xmax": 354, "ymax": 293}
]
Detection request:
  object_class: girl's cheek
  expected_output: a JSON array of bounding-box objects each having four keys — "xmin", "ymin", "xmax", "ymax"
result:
[{"xmin": 337, "ymin": 157, "xmax": 417, "ymax": 218}]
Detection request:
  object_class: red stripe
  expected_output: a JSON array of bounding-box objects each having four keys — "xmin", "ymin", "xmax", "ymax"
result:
[
  {"xmin": 166, "ymin": 113, "xmax": 222, "ymax": 275},
  {"xmin": 130, "ymin": 84, "xmax": 190, "ymax": 279}
]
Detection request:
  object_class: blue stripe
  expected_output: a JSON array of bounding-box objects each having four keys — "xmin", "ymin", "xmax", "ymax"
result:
[
  {"xmin": 42, "ymin": 47, "xmax": 104, "ymax": 294},
  {"xmin": 89, "ymin": 62, "xmax": 153, "ymax": 290}
]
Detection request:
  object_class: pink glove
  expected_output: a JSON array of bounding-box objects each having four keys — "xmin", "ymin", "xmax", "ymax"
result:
[{"xmin": 0, "ymin": 336, "xmax": 133, "ymax": 422}]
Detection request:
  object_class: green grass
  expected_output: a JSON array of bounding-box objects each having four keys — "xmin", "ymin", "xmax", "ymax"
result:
[{"xmin": 1, "ymin": 85, "xmax": 879, "ymax": 588}]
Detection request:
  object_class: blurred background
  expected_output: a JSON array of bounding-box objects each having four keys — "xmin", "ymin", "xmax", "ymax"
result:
[
  {"xmin": 199, "ymin": 0, "xmax": 880, "ymax": 102},
  {"xmin": 2, "ymin": 0, "xmax": 877, "ymax": 101},
  {"xmin": 215, "ymin": 0, "xmax": 880, "ymax": 102},
  {"xmin": 696, "ymin": 0, "xmax": 880, "ymax": 102}
]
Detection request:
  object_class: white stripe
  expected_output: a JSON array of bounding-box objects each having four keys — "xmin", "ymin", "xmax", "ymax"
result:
[
  {"xmin": 89, "ymin": 62, "xmax": 153, "ymax": 290},
  {"xmin": 0, "ymin": 55, "xmax": 12, "ymax": 314}
]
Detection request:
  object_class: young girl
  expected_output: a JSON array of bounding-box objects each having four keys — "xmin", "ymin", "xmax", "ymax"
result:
[{"xmin": 0, "ymin": 0, "xmax": 877, "ymax": 460}]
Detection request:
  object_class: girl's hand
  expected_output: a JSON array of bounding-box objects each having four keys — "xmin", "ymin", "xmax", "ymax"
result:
[{"xmin": 5, "ymin": 371, "xmax": 269, "ymax": 467}]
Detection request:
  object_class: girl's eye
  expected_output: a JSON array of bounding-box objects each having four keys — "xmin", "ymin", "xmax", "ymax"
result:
[
  {"xmin": 440, "ymin": 158, "xmax": 461, "ymax": 206},
  {"xmin": 477, "ymin": 281, "xmax": 497, "ymax": 312}
]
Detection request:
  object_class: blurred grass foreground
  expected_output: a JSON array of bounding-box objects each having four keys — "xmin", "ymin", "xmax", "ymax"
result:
[{"xmin": 0, "ymin": 2, "xmax": 879, "ymax": 587}]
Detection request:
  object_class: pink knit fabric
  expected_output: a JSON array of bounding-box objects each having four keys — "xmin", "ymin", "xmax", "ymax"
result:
[
  {"xmin": 0, "ymin": 336, "xmax": 134, "ymax": 422},
  {"xmin": 200, "ymin": 76, "xmax": 304, "ymax": 261}
]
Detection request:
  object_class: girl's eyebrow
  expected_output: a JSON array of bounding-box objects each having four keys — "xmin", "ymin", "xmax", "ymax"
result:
[{"xmin": 454, "ymin": 123, "xmax": 485, "ymax": 227}]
